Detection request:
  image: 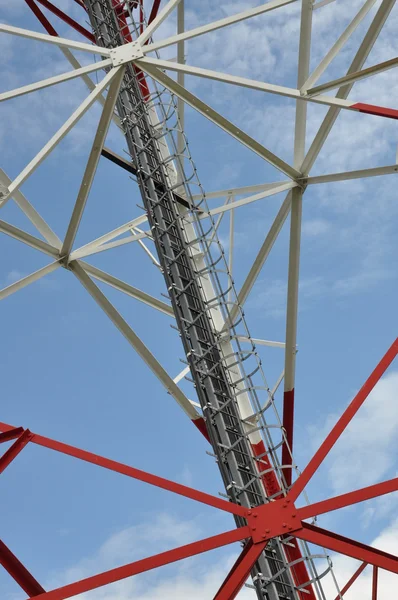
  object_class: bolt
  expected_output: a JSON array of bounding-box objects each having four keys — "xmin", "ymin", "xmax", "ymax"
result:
[
  {"xmin": 292, "ymin": 514, "xmax": 296, "ymax": 518},
  {"xmin": 288, "ymin": 526, "xmax": 293, "ymax": 531},
  {"xmin": 282, "ymin": 503, "xmax": 287, "ymax": 508},
  {"xmin": 252, "ymin": 526, "xmax": 256, "ymax": 531},
  {"xmin": 253, "ymin": 513, "xmax": 258, "ymax": 518},
  {"xmin": 248, "ymin": 510, "xmax": 252, "ymax": 516},
  {"xmin": 265, "ymin": 529, "xmax": 270, "ymax": 534},
  {"xmin": 282, "ymin": 523, "xmax": 287, "ymax": 528}
]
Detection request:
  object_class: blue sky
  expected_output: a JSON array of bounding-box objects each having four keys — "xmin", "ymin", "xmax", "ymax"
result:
[{"xmin": 0, "ymin": 0, "xmax": 397, "ymax": 598}]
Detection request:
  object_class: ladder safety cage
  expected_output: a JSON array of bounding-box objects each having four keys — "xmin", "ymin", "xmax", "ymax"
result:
[{"xmin": 71, "ymin": 0, "xmax": 332, "ymax": 597}]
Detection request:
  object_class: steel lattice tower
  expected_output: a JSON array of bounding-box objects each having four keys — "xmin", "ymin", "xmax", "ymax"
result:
[{"xmin": 0, "ymin": 1, "xmax": 397, "ymax": 599}]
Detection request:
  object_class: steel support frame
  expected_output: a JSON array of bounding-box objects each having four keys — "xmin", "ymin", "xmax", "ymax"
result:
[
  {"xmin": 0, "ymin": 338, "xmax": 397, "ymax": 599},
  {"xmin": 0, "ymin": 2, "xmax": 394, "ymax": 598}
]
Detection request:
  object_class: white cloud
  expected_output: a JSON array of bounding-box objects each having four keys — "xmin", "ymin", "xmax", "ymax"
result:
[
  {"xmin": 302, "ymin": 218, "xmax": 330, "ymax": 237},
  {"xmin": 43, "ymin": 513, "xmax": 256, "ymax": 600}
]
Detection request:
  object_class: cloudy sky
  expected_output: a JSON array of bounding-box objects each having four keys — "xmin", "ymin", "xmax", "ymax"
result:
[{"xmin": 0, "ymin": 0, "xmax": 397, "ymax": 598}]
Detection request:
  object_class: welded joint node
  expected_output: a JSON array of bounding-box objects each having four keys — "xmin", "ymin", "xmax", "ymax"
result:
[
  {"xmin": 110, "ymin": 41, "xmax": 144, "ymax": 66},
  {"xmin": 247, "ymin": 498, "xmax": 302, "ymax": 544}
]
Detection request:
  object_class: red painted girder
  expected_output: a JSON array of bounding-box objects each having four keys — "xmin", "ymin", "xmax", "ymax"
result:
[
  {"xmin": 295, "ymin": 522, "xmax": 398, "ymax": 574},
  {"xmin": 0, "ymin": 539, "xmax": 45, "ymax": 597},
  {"xmin": 281, "ymin": 388, "xmax": 294, "ymax": 487},
  {"xmin": 334, "ymin": 562, "xmax": 367, "ymax": 600},
  {"xmin": 353, "ymin": 102, "xmax": 398, "ymax": 120},
  {"xmin": 0, "ymin": 427, "xmax": 24, "ymax": 444},
  {"xmin": 0, "ymin": 429, "xmax": 32, "ymax": 475},
  {"xmin": 0, "ymin": 421, "xmax": 247, "ymax": 518},
  {"xmin": 24, "ymin": 0, "xmax": 59, "ymax": 36},
  {"xmin": 213, "ymin": 540, "xmax": 267, "ymax": 600},
  {"xmin": 290, "ymin": 338, "xmax": 398, "ymax": 502},
  {"xmin": 372, "ymin": 565, "xmax": 378, "ymax": 600},
  {"xmin": 34, "ymin": 0, "xmax": 95, "ymax": 42},
  {"xmin": 148, "ymin": 0, "xmax": 161, "ymax": 25},
  {"xmin": 28, "ymin": 526, "xmax": 250, "ymax": 600},
  {"xmin": 298, "ymin": 477, "xmax": 398, "ymax": 520}
]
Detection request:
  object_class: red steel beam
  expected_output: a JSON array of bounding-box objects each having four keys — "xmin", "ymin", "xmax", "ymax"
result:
[
  {"xmin": 25, "ymin": 0, "xmax": 59, "ymax": 36},
  {"xmin": 295, "ymin": 523, "xmax": 398, "ymax": 574},
  {"xmin": 0, "ymin": 427, "xmax": 24, "ymax": 444},
  {"xmin": 298, "ymin": 477, "xmax": 398, "ymax": 520},
  {"xmin": 148, "ymin": 0, "xmax": 161, "ymax": 25},
  {"xmin": 35, "ymin": 0, "xmax": 95, "ymax": 42},
  {"xmin": 0, "ymin": 421, "xmax": 247, "ymax": 519},
  {"xmin": 290, "ymin": 337, "xmax": 398, "ymax": 502},
  {"xmin": 0, "ymin": 429, "xmax": 32, "ymax": 475},
  {"xmin": 29, "ymin": 527, "xmax": 250, "ymax": 600},
  {"xmin": 372, "ymin": 565, "xmax": 378, "ymax": 600},
  {"xmin": 281, "ymin": 388, "xmax": 294, "ymax": 487},
  {"xmin": 333, "ymin": 562, "xmax": 367, "ymax": 600},
  {"xmin": 0, "ymin": 539, "xmax": 45, "ymax": 597},
  {"xmin": 213, "ymin": 540, "xmax": 267, "ymax": 600}
]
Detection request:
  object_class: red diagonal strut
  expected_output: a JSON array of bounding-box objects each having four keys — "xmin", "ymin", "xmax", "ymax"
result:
[
  {"xmin": 0, "ymin": 539, "xmax": 45, "ymax": 597},
  {"xmin": 334, "ymin": 562, "xmax": 368, "ymax": 600},
  {"xmin": 290, "ymin": 337, "xmax": 398, "ymax": 502},
  {"xmin": 298, "ymin": 476, "xmax": 398, "ymax": 520},
  {"xmin": 0, "ymin": 421, "xmax": 246, "ymax": 518},
  {"xmin": 24, "ymin": 0, "xmax": 59, "ymax": 35},
  {"xmin": 30, "ymin": 527, "xmax": 250, "ymax": 600},
  {"xmin": 34, "ymin": 0, "xmax": 95, "ymax": 42},
  {"xmin": 213, "ymin": 540, "xmax": 267, "ymax": 600},
  {"xmin": 148, "ymin": 0, "xmax": 161, "ymax": 25},
  {"xmin": 0, "ymin": 429, "xmax": 32, "ymax": 475},
  {"xmin": 295, "ymin": 522, "xmax": 398, "ymax": 574},
  {"xmin": 0, "ymin": 427, "xmax": 24, "ymax": 444}
]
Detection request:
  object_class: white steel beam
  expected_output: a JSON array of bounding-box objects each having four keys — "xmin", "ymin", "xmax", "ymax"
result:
[
  {"xmin": 0, "ymin": 59, "xmax": 113, "ymax": 104},
  {"xmin": 59, "ymin": 47, "xmax": 123, "ymax": 131},
  {"xmin": 143, "ymin": 0, "xmax": 297, "ymax": 54},
  {"xmin": 62, "ymin": 67, "xmax": 125, "ymax": 257},
  {"xmin": 0, "ymin": 169, "xmax": 62, "ymax": 249},
  {"xmin": 282, "ymin": 0, "xmax": 313, "ymax": 483},
  {"xmin": 192, "ymin": 182, "xmax": 279, "ymax": 201},
  {"xmin": 0, "ymin": 23, "xmax": 109, "ymax": 56},
  {"xmin": 228, "ymin": 196, "xmax": 235, "ymax": 305},
  {"xmin": 0, "ymin": 261, "xmax": 61, "ymax": 301},
  {"xmin": 137, "ymin": 56, "xmax": 398, "ymax": 123},
  {"xmin": 307, "ymin": 56, "xmax": 398, "ymax": 96},
  {"xmin": 177, "ymin": 0, "xmax": 185, "ymax": 158},
  {"xmin": 137, "ymin": 62, "xmax": 301, "ymax": 179},
  {"xmin": 71, "ymin": 261, "xmax": 201, "ymax": 421},
  {"xmin": 173, "ymin": 365, "xmax": 190, "ymax": 384},
  {"xmin": 3, "ymin": 68, "xmax": 119, "ymax": 204},
  {"xmin": 225, "ymin": 192, "xmax": 292, "ymax": 327},
  {"xmin": 131, "ymin": 226, "xmax": 161, "ymax": 267},
  {"xmin": 301, "ymin": 0, "xmax": 378, "ymax": 93},
  {"xmin": 303, "ymin": 164, "xmax": 398, "ymax": 185},
  {"xmin": 197, "ymin": 181, "xmax": 297, "ymax": 218},
  {"xmin": 70, "ymin": 229, "xmax": 149, "ymax": 261},
  {"xmin": 234, "ymin": 336, "xmax": 286, "ymax": 349},
  {"xmin": 79, "ymin": 261, "xmax": 174, "ymax": 317},
  {"xmin": 0, "ymin": 219, "xmax": 60, "ymax": 258},
  {"xmin": 302, "ymin": 0, "xmax": 396, "ymax": 175},
  {"xmin": 69, "ymin": 214, "xmax": 148, "ymax": 261},
  {"xmin": 138, "ymin": 0, "xmax": 182, "ymax": 45}
]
